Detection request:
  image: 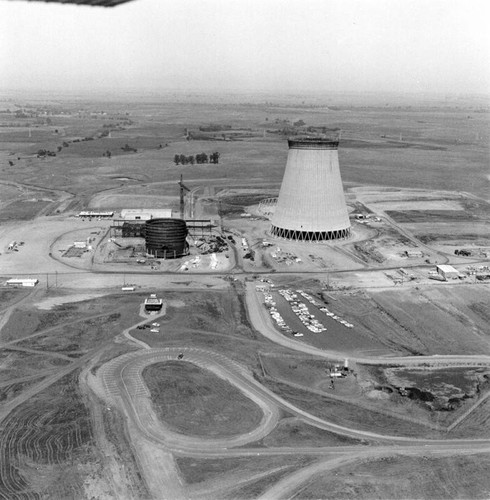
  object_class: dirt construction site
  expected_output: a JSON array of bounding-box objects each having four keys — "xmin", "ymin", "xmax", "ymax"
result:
[{"xmin": 0, "ymin": 92, "xmax": 490, "ymax": 499}]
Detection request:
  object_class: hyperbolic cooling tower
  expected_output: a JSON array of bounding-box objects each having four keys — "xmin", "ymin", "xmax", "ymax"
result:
[
  {"xmin": 270, "ymin": 137, "xmax": 350, "ymax": 242},
  {"xmin": 145, "ymin": 218, "xmax": 189, "ymax": 258}
]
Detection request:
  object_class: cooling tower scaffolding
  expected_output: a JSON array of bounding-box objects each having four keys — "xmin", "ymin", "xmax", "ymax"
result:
[{"xmin": 270, "ymin": 138, "xmax": 351, "ymax": 242}]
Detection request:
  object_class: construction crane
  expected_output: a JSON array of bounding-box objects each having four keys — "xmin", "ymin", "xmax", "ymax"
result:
[{"xmin": 178, "ymin": 174, "xmax": 190, "ymax": 219}]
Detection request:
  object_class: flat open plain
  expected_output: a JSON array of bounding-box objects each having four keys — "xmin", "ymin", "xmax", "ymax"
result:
[{"xmin": 0, "ymin": 91, "xmax": 489, "ymax": 499}]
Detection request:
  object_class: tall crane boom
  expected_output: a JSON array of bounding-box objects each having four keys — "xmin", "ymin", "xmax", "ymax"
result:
[{"xmin": 178, "ymin": 174, "xmax": 190, "ymax": 219}]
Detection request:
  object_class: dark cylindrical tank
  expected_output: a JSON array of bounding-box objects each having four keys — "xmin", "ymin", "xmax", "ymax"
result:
[{"xmin": 145, "ymin": 218, "xmax": 189, "ymax": 258}]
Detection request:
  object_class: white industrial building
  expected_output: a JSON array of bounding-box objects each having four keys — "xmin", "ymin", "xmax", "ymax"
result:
[
  {"xmin": 120, "ymin": 209, "xmax": 172, "ymax": 221},
  {"xmin": 437, "ymin": 264, "xmax": 459, "ymax": 280},
  {"xmin": 406, "ymin": 250, "xmax": 423, "ymax": 258},
  {"xmin": 77, "ymin": 211, "xmax": 114, "ymax": 218},
  {"xmin": 6, "ymin": 278, "xmax": 39, "ymax": 287},
  {"xmin": 270, "ymin": 137, "xmax": 351, "ymax": 242}
]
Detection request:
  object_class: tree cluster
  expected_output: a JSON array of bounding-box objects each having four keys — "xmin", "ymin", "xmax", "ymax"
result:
[
  {"xmin": 37, "ymin": 149, "xmax": 56, "ymax": 158},
  {"xmin": 174, "ymin": 152, "xmax": 220, "ymax": 165}
]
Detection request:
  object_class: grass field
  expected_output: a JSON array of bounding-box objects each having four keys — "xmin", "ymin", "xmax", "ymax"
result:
[
  {"xmin": 294, "ymin": 454, "xmax": 490, "ymax": 499},
  {"xmin": 2, "ymin": 292, "xmax": 143, "ymax": 344},
  {"xmin": 1, "ymin": 94, "xmax": 489, "ymax": 209},
  {"xmin": 321, "ymin": 287, "xmax": 490, "ymax": 356},
  {"xmin": 176, "ymin": 454, "xmax": 315, "ymax": 487},
  {"xmin": 142, "ymin": 361, "xmax": 264, "ymax": 437},
  {"xmin": 263, "ymin": 379, "xmax": 440, "ymax": 439},
  {"xmin": 260, "ymin": 419, "xmax": 365, "ymax": 448},
  {"xmin": 132, "ymin": 290, "xmax": 259, "ymax": 342},
  {"xmin": 386, "ymin": 210, "xmax": 477, "ymax": 223}
]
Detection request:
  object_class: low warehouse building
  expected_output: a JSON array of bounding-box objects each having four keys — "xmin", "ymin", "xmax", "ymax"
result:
[
  {"xmin": 406, "ymin": 250, "xmax": 423, "ymax": 258},
  {"xmin": 120, "ymin": 209, "xmax": 172, "ymax": 221},
  {"xmin": 6, "ymin": 278, "xmax": 39, "ymax": 287},
  {"xmin": 437, "ymin": 264, "xmax": 459, "ymax": 280},
  {"xmin": 78, "ymin": 211, "xmax": 114, "ymax": 218}
]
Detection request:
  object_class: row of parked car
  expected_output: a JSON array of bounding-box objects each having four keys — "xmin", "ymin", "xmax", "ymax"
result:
[
  {"xmin": 297, "ymin": 289, "xmax": 354, "ymax": 329},
  {"xmin": 279, "ymin": 289, "xmax": 327, "ymax": 333},
  {"xmin": 136, "ymin": 322, "xmax": 160, "ymax": 333},
  {"xmin": 263, "ymin": 291, "xmax": 303, "ymax": 337}
]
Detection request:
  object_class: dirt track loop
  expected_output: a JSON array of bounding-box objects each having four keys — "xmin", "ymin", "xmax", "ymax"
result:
[
  {"xmin": 96, "ymin": 347, "xmax": 490, "ymax": 452},
  {"xmin": 98, "ymin": 347, "xmax": 281, "ymax": 452}
]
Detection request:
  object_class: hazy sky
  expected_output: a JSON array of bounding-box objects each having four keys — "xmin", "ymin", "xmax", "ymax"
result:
[{"xmin": 1, "ymin": 0, "xmax": 489, "ymax": 95}]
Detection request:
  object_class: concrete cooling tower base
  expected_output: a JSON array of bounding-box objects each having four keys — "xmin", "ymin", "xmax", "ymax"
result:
[{"xmin": 270, "ymin": 226, "xmax": 350, "ymax": 242}]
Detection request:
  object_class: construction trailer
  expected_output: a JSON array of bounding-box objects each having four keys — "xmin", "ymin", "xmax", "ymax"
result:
[
  {"xmin": 6, "ymin": 278, "xmax": 39, "ymax": 287},
  {"xmin": 406, "ymin": 250, "xmax": 423, "ymax": 258}
]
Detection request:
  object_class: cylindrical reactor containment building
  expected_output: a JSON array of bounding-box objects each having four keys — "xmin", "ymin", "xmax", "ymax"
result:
[
  {"xmin": 270, "ymin": 138, "xmax": 351, "ymax": 242},
  {"xmin": 145, "ymin": 218, "xmax": 189, "ymax": 258}
]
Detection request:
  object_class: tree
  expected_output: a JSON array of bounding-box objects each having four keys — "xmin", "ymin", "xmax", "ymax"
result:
[
  {"xmin": 196, "ymin": 153, "xmax": 207, "ymax": 164},
  {"xmin": 210, "ymin": 152, "xmax": 220, "ymax": 164},
  {"xmin": 188, "ymin": 155, "xmax": 195, "ymax": 165},
  {"xmin": 174, "ymin": 154, "xmax": 181, "ymax": 165}
]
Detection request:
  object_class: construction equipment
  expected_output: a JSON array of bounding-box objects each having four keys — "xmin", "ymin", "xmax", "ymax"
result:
[{"xmin": 178, "ymin": 174, "xmax": 190, "ymax": 219}]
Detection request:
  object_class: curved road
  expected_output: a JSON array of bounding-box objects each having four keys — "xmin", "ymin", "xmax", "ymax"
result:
[{"xmin": 86, "ymin": 278, "xmax": 490, "ymax": 499}]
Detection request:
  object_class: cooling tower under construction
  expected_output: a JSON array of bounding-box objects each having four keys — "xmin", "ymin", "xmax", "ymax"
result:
[{"xmin": 270, "ymin": 137, "xmax": 351, "ymax": 242}]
